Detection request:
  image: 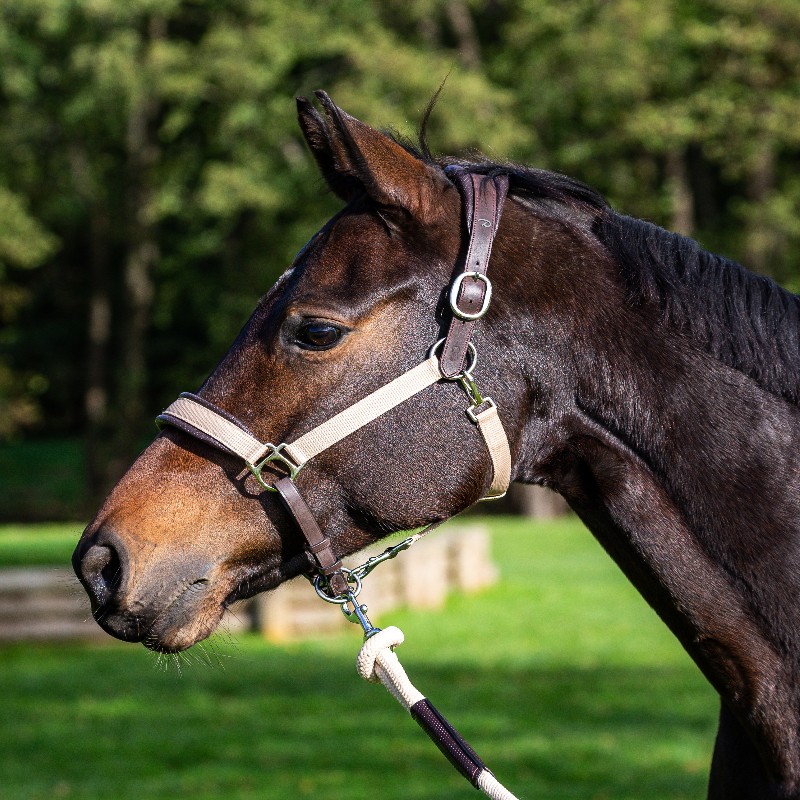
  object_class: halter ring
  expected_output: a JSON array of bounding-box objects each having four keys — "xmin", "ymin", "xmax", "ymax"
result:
[
  {"xmin": 247, "ymin": 443, "xmax": 302, "ymax": 492},
  {"xmin": 314, "ymin": 568, "xmax": 362, "ymax": 603},
  {"xmin": 429, "ymin": 338, "xmax": 478, "ymax": 380}
]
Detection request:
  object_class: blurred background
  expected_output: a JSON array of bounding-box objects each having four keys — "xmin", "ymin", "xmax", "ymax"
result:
[
  {"xmin": 0, "ymin": 3, "xmax": 798, "ymax": 796},
  {"xmin": 1, "ymin": 0, "xmax": 800, "ymax": 518}
]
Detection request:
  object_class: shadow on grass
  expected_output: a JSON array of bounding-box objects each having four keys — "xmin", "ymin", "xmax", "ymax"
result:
[{"xmin": 0, "ymin": 637, "xmax": 715, "ymax": 800}]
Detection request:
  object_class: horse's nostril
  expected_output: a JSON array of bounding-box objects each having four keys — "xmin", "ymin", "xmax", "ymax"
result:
[{"xmin": 78, "ymin": 541, "xmax": 122, "ymax": 609}]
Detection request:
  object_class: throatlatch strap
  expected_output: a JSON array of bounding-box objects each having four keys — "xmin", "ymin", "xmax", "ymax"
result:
[{"xmin": 473, "ymin": 403, "xmax": 511, "ymax": 499}]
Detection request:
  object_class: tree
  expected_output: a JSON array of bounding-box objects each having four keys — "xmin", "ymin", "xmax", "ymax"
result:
[
  {"xmin": 0, "ymin": 0, "xmax": 524, "ymax": 506},
  {"xmin": 0, "ymin": 186, "xmax": 57, "ymax": 438},
  {"xmin": 492, "ymin": 0, "xmax": 800, "ymax": 282}
]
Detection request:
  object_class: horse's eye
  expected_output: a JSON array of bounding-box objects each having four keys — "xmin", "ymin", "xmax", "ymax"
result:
[{"xmin": 295, "ymin": 322, "xmax": 343, "ymax": 350}]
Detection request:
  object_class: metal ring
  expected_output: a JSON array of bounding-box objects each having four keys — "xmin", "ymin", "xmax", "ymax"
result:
[
  {"xmin": 429, "ymin": 338, "xmax": 478, "ymax": 379},
  {"xmin": 247, "ymin": 443, "xmax": 303, "ymax": 492},
  {"xmin": 313, "ymin": 569, "xmax": 361, "ymax": 604}
]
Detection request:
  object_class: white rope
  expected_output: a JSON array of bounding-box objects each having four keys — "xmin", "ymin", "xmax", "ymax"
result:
[
  {"xmin": 356, "ymin": 625, "xmax": 520, "ymax": 800},
  {"xmin": 356, "ymin": 626, "xmax": 424, "ymax": 708},
  {"xmin": 478, "ymin": 771, "xmax": 521, "ymax": 800}
]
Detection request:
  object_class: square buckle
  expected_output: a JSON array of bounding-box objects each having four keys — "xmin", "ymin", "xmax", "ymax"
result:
[
  {"xmin": 248, "ymin": 443, "xmax": 302, "ymax": 491},
  {"xmin": 466, "ymin": 397, "xmax": 496, "ymax": 424}
]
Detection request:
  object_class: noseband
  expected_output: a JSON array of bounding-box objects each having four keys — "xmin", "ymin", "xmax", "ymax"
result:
[{"xmin": 156, "ymin": 171, "xmax": 512, "ymax": 599}]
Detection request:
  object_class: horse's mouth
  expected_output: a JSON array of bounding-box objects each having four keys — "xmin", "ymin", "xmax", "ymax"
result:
[
  {"xmin": 222, "ymin": 551, "xmax": 311, "ymax": 606},
  {"xmin": 137, "ymin": 554, "xmax": 312, "ymax": 654}
]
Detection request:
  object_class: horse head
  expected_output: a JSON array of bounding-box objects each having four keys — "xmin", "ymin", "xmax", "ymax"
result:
[
  {"xmin": 72, "ymin": 93, "xmax": 565, "ymax": 652},
  {"xmin": 74, "ymin": 91, "xmax": 800, "ymax": 796}
]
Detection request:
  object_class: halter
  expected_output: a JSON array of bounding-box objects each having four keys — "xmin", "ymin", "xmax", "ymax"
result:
[
  {"xmin": 155, "ymin": 171, "xmax": 521, "ymax": 799},
  {"xmin": 156, "ymin": 171, "xmax": 512, "ymax": 599}
]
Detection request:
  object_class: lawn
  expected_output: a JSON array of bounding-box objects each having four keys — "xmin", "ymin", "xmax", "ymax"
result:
[
  {"xmin": 0, "ymin": 522, "xmax": 84, "ymax": 566},
  {"xmin": 0, "ymin": 517, "xmax": 718, "ymax": 799}
]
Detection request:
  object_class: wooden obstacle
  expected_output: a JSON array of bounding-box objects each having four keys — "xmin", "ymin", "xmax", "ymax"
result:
[
  {"xmin": 252, "ymin": 524, "xmax": 496, "ymax": 641},
  {"xmin": 0, "ymin": 567, "xmax": 105, "ymax": 642}
]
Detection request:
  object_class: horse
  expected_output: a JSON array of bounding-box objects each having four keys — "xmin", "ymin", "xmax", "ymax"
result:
[{"xmin": 73, "ymin": 91, "xmax": 800, "ymax": 799}]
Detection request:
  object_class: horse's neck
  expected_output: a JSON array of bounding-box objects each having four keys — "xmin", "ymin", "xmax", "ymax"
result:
[
  {"xmin": 577, "ymin": 323, "xmax": 800, "ymax": 528},
  {"xmin": 511, "ymin": 292, "xmax": 800, "ymax": 786}
]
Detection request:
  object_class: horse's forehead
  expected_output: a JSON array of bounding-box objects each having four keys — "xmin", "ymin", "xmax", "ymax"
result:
[
  {"xmin": 299, "ymin": 205, "xmax": 457, "ymax": 293},
  {"xmin": 303, "ymin": 210, "xmax": 401, "ymax": 285}
]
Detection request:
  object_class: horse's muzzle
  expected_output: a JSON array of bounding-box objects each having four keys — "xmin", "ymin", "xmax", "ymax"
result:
[{"xmin": 72, "ymin": 526, "xmax": 223, "ymax": 652}]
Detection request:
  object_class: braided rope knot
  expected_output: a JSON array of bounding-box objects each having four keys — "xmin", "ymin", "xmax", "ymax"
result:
[
  {"xmin": 356, "ymin": 626, "xmax": 405, "ymax": 683},
  {"xmin": 355, "ymin": 626, "xmax": 425, "ymax": 709}
]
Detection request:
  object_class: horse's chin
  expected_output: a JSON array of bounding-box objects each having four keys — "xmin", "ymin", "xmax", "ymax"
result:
[
  {"xmin": 141, "ymin": 592, "xmax": 226, "ymax": 653},
  {"xmin": 89, "ymin": 571, "xmax": 231, "ymax": 653},
  {"xmin": 143, "ymin": 613, "xmax": 222, "ymax": 653}
]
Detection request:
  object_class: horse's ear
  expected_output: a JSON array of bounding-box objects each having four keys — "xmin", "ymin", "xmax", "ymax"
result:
[
  {"xmin": 296, "ymin": 91, "xmax": 448, "ymax": 220},
  {"xmin": 296, "ymin": 95, "xmax": 364, "ymax": 202}
]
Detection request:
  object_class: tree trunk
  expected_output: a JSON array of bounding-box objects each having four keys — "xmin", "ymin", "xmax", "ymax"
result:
[
  {"xmin": 743, "ymin": 144, "xmax": 776, "ymax": 277},
  {"xmin": 506, "ymin": 484, "xmax": 569, "ymax": 519},
  {"xmin": 70, "ymin": 145, "xmax": 114, "ymax": 504},
  {"xmin": 446, "ymin": 0, "xmax": 481, "ymax": 69},
  {"xmin": 85, "ymin": 205, "xmax": 113, "ymax": 500},
  {"xmin": 111, "ymin": 15, "xmax": 164, "ymax": 481},
  {"xmin": 665, "ymin": 149, "xmax": 694, "ymax": 237}
]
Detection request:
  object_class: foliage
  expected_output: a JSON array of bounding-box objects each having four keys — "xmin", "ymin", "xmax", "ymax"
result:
[
  {"xmin": 0, "ymin": 517, "xmax": 717, "ymax": 798},
  {"xmin": 0, "ymin": 0, "xmax": 798, "ymax": 509},
  {"xmin": 0, "ymin": 186, "xmax": 57, "ymax": 438},
  {"xmin": 0, "ymin": 438, "xmax": 87, "ymax": 522}
]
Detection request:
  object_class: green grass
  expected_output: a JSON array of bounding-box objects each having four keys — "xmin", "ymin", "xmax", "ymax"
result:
[
  {"xmin": 0, "ymin": 517, "xmax": 718, "ymax": 799},
  {"xmin": 0, "ymin": 522, "xmax": 83, "ymax": 567}
]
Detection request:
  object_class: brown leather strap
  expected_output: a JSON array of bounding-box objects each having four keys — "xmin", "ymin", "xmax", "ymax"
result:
[
  {"xmin": 274, "ymin": 477, "xmax": 349, "ymax": 596},
  {"xmin": 439, "ymin": 172, "xmax": 509, "ymax": 378}
]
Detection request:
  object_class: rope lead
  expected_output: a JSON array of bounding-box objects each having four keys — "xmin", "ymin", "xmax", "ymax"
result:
[{"xmin": 356, "ymin": 626, "xmax": 520, "ymax": 800}]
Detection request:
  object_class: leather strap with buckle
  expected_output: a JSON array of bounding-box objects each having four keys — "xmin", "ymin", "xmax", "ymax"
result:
[{"xmin": 439, "ymin": 172, "xmax": 509, "ymax": 379}]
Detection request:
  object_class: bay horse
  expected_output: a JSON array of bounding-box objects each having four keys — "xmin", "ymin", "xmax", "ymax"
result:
[{"xmin": 73, "ymin": 91, "xmax": 800, "ymax": 799}]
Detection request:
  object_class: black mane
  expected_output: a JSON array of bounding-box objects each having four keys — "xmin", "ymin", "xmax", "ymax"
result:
[
  {"xmin": 431, "ymin": 150, "xmax": 800, "ymax": 407},
  {"xmin": 597, "ymin": 214, "xmax": 800, "ymax": 406},
  {"xmin": 390, "ymin": 128, "xmax": 800, "ymax": 404}
]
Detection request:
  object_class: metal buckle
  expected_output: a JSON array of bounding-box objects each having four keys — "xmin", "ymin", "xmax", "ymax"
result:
[
  {"xmin": 457, "ymin": 369, "xmax": 496, "ymax": 423},
  {"xmin": 466, "ymin": 396, "xmax": 496, "ymax": 424},
  {"xmin": 449, "ymin": 271, "xmax": 492, "ymax": 321},
  {"xmin": 247, "ymin": 443, "xmax": 302, "ymax": 492}
]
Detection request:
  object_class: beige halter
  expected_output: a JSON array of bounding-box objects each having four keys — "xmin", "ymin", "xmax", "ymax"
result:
[{"xmin": 157, "ymin": 170, "xmax": 512, "ymax": 594}]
